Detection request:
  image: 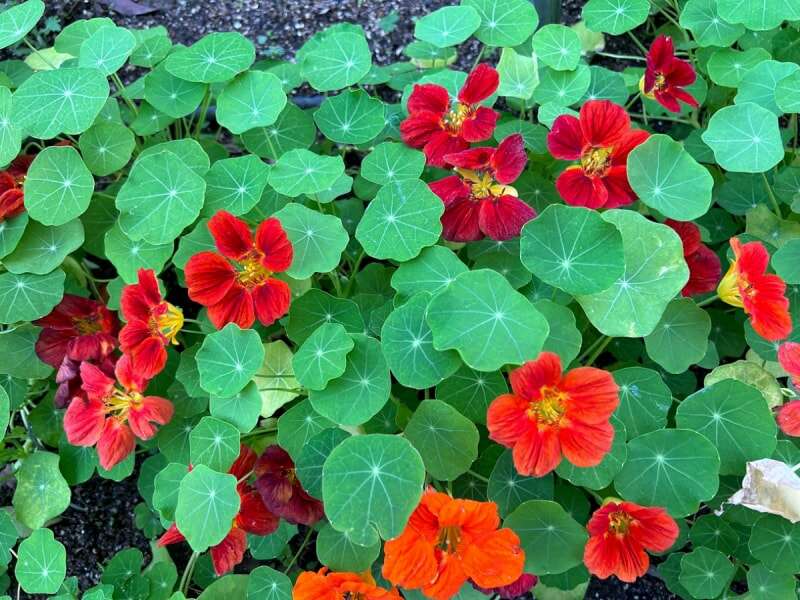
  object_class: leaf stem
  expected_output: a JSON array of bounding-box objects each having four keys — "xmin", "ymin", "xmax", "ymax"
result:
[
  {"xmin": 762, "ymin": 173, "xmax": 782, "ymax": 218},
  {"xmin": 194, "ymin": 90, "xmax": 213, "ymax": 139},
  {"xmin": 284, "ymin": 527, "xmax": 314, "ymax": 574},
  {"xmin": 626, "ymin": 30, "xmax": 649, "ymax": 55},
  {"xmin": 696, "ymin": 294, "xmax": 719, "ymax": 308},
  {"xmin": 594, "ymin": 50, "xmax": 646, "ymax": 62},
  {"xmin": 472, "ymin": 44, "xmax": 485, "ymax": 70},
  {"xmin": 467, "ymin": 469, "xmax": 490, "ymax": 483},
  {"xmin": 111, "ymin": 73, "xmax": 139, "ymax": 116},
  {"xmin": 584, "ymin": 335, "xmax": 612, "ymax": 366},
  {"xmin": 23, "ymin": 37, "xmax": 56, "ymax": 69},
  {"xmin": 179, "ymin": 551, "xmax": 200, "ymax": 596}
]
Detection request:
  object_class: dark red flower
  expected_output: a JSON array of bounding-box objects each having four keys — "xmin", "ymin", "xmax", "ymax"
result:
[
  {"xmin": 34, "ymin": 295, "xmax": 119, "ymax": 368},
  {"xmin": 400, "ymin": 64, "xmax": 499, "ymax": 167},
  {"xmin": 54, "ymin": 354, "xmax": 116, "ymax": 409},
  {"xmin": 665, "ymin": 219, "xmax": 721, "ymax": 297},
  {"xmin": 547, "ymin": 100, "xmax": 648, "ymax": 209},
  {"xmin": 254, "ymin": 445, "xmax": 324, "ymax": 526},
  {"xmin": 642, "ymin": 36, "xmax": 699, "ymax": 113},
  {"xmin": 158, "ymin": 445, "xmax": 279, "ymax": 576},
  {"xmin": 120, "ymin": 269, "xmax": 184, "ymax": 379},
  {"xmin": 429, "ymin": 133, "xmax": 535, "ymax": 242},
  {"xmin": 0, "ymin": 154, "xmax": 32, "ymax": 223},
  {"xmin": 777, "ymin": 343, "xmax": 800, "ymax": 437},
  {"xmin": 473, "ymin": 573, "xmax": 538, "ymax": 599},
  {"xmin": 184, "ymin": 210, "xmax": 293, "ymax": 330}
]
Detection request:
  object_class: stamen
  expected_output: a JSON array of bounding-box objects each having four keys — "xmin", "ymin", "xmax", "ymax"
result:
[
  {"xmin": 528, "ymin": 386, "xmax": 568, "ymax": 425},
  {"xmin": 580, "ymin": 147, "xmax": 614, "ymax": 177}
]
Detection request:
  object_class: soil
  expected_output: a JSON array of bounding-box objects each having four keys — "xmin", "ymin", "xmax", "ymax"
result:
[{"xmin": 587, "ymin": 574, "xmax": 681, "ymax": 600}]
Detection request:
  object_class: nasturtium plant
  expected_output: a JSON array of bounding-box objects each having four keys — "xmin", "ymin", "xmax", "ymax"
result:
[{"xmin": 1, "ymin": 1, "xmax": 799, "ymax": 598}]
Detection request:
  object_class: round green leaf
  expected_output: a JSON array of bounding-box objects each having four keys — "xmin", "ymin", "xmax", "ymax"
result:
[
  {"xmin": 627, "ymin": 134, "xmax": 714, "ymax": 220},
  {"xmin": 701, "ymin": 103, "xmax": 784, "ymax": 173},
  {"xmin": 0, "ymin": 509, "xmax": 17, "ymax": 566},
  {"xmin": 16, "ymin": 528, "xmax": 66, "ymax": 595},
  {"xmin": 277, "ymin": 401, "xmax": 334, "ymax": 463},
  {"xmin": 613, "ymin": 367, "xmax": 672, "ymax": 439},
  {"xmin": 575, "ymin": 210, "xmax": 688, "ymax": 338},
  {"xmin": 175, "ymin": 464, "xmax": 240, "ymax": 552},
  {"xmin": 24, "ymin": 145, "xmax": 94, "ymax": 226},
  {"xmin": 309, "ymin": 334, "xmax": 390, "ymax": 426},
  {"xmin": 302, "ymin": 30, "xmax": 371, "ymax": 92},
  {"xmin": 679, "ymin": 0, "xmax": 745, "ymax": 47},
  {"xmin": 314, "ymin": 90, "xmax": 385, "ymax": 145},
  {"xmin": 614, "ymin": 429, "xmax": 720, "ymax": 517},
  {"xmin": 295, "ymin": 428, "xmax": 350, "ymax": 499},
  {"xmin": 496, "ymin": 47, "xmax": 539, "ymax": 100},
  {"xmin": 356, "ymin": 179, "xmax": 443, "ymax": 262},
  {"xmin": 644, "ymin": 298, "xmax": 711, "ymax": 374},
  {"xmin": 0, "ymin": 386, "xmax": 8, "ymax": 440},
  {"xmin": 676, "ymin": 379, "xmax": 777, "ymax": 475},
  {"xmin": 0, "ymin": 86, "xmax": 20, "ymax": 166},
  {"xmin": 488, "ymin": 450, "xmax": 553, "ymax": 517},
  {"xmin": 556, "ymin": 416, "xmax": 627, "ymax": 490},
  {"xmin": 536, "ymin": 299, "xmax": 582, "ymax": 366},
  {"xmin": 582, "ymin": 66, "xmax": 629, "ymax": 104},
  {"xmin": 462, "ymin": 0, "xmax": 539, "ymax": 47},
  {"xmin": 78, "ymin": 25, "xmax": 136, "ymax": 75},
  {"xmin": 144, "ymin": 63, "xmax": 207, "ymax": 119},
  {"xmin": 707, "ymin": 47, "xmax": 770, "ymax": 88},
  {"xmin": 189, "ymin": 416, "xmax": 241, "ymax": 473},
  {"xmin": 533, "ymin": 64, "xmax": 591, "ymax": 106},
  {"xmin": 361, "ymin": 142, "xmax": 425, "ymax": 186},
  {"xmin": 153, "ymin": 462, "xmax": 189, "ymax": 521},
  {"xmin": 582, "ymin": 0, "xmax": 649, "ymax": 34},
  {"xmin": 0, "ymin": 270, "xmax": 65, "ymax": 324},
  {"xmin": 437, "ymin": 364, "xmax": 507, "ymax": 425},
  {"xmin": 390, "ymin": 245, "xmax": 468, "ymax": 301},
  {"xmin": 79, "ymin": 122, "xmax": 135, "ymax": 177},
  {"xmin": 735, "ymin": 60, "xmax": 798, "ymax": 116},
  {"xmin": 749, "ymin": 514, "xmax": 800, "ymax": 574},
  {"xmin": 533, "ymin": 25, "xmax": 581, "ymax": 71},
  {"xmin": 3, "ymin": 219, "xmax": 83, "ymax": 275},
  {"xmin": 240, "ymin": 103, "xmax": 316, "ymax": 160},
  {"xmin": 268, "ymin": 149, "xmax": 344, "ymax": 197},
  {"xmin": 54, "ymin": 17, "xmax": 114, "ymax": 55},
  {"xmin": 520, "ymin": 204, "xmax": 624, "ymax": 295},
  {"xmin": 322, "ymin": 434, "xmax": 425, "ymax": 544},
  {"xmin": 12, "ymin": 68, "xmax": 109, "ymax": 139},
  {"xmin": 210, "ymin": 381, "xmax": 262, "ymax": 434},
  {"xmin": 414, "ymin": 5, "xmax": 480, "ymax": 48},
  {"xmin": 130, "ymin": 28, "xmax": 172, "ymax": 68},
  {"xmin": 165, "ymin": 32, "xmax": 255, "ymax": 83},
  {"xmin": 776, "ymin": 71, "xmax": 800, "ymax": 114},
  {"xmin": 104, "ymin": 223, "xmax": 172, "ymax": 284},
  {"xmin": 292, "ymin": 323, "xmax": 355, "ymax": 391},
  {"xmin": 316, "ymin": 523, "xmax": 380, "ymax": 573},
  {"xmin": 0, "ymin": 324, "xmax": 51, "ymax": 378},
  {"xmin": 773, "ymin": 239, "xmax": 800, "ymax": 283},
  {"xmin": 718, "ymin": 0, "xmax": 800, "ymax": 31},
  {"xmin": 689, "ymin": 515, "xmax": 739, "ymax": 554},
  {"xmin": 217, "ymin": 71, "xmax": 287, "ymax": 135},
  {"xmin": 0, "ymin": 0, "xmax": 43, "ymax": 50},
  {"xmin": 246, "ymin": 566, "xmax": 292, "ymax": 600},
  {"xmin": 286, "ymin": 289, "xmax": 364, "ymax": 345},
  {"xmin": 679, "ymin": 548, "xmax": 734, "ymax": 599},
  {"xmin": 427, "ymin": 269, "xmax": 549, "ymax": 371},
  {"xmin": 203, "ymin": 155, "xmax": 270, "ymax": 216},
  {"xmin": 12, "ymin": 452, "xmax": 70, "ymax": 530},
  {"xmin": 196, "ymin": 323, "xmax": 265, "ymax": 398},
  {"xmin": 746, "ymin": 563, "xmax": 797, "ymax": 599},
  {"xmin": 272, "ymin": 203, "xmax": 349, "ymax": 279},
  {"xmin": 504, "ymin": 500, "xmax": 588, "ymax": 575}
]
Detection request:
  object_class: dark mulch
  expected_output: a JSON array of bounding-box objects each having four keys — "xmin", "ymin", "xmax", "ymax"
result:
[{"xmin": 587, "ymin": 574, "xmax": 680, "ymax": 600}]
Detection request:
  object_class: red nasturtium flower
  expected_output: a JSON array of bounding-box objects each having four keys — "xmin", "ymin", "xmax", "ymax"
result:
[
  {"xmin": 472, "ymin": 573, "xmax": 538, "ymax": 599},
  {"xmin": 641, "ymin": 36, "xmax": 699, "ymax": 113},
  {"xmin": 0, "ymin": 154, "xmax": 32, "ymax": 223},
  {"xmin": 547, "ymin": 100, "xmax": 649, "ymax": 209},
  {"xmin": 665, "ymin": 219, "xmax": 721, "ymax": 297},
  {"xmin": 718, "ymin": 237, "xmax": 792, "ymax": 341},
  {"xmin": 34, "ymin": 295, "xmax": 119, "ymax": 368},
  {"xmin": 184, "ymin": 210, "xmax": 293, "ymax": 330},
  {"xmin": 294, "ymin": 568, "xmax": 402, "ymax": 600},
  {"xmin": 429, "ymin": 133, "xmax": 536, "ymax": 242},
  {"xmin": 400, "ymin": 64, "xmax": 499, "ymax": 167},
  {"xmin": 63, "ymin": 355, "xmax": 173, "ymax": 470},
  {"xmin": 486, "ymin": 351, "xmax": 619, "ymax": 477},
  {"xmin": 254, "ymin": 445, "xmax": 324, "ymax": 526},
  {"xmin": 159, "ymin": 445, "xmax": 279, "ymax": 575},
  {"xmin": 382, "ymin": 489, "xmax": 525, "ymax": 600},
  {"xmin": 584, "ymin": 500, "xmax": 679, "ymax": 583},
  {"xmin": 776, "ymin": 343, "xmax": 800, "ymax": 436},
  {"xmin": 120, "ymin": 268, "xmax": 184, "ymax": 379}
]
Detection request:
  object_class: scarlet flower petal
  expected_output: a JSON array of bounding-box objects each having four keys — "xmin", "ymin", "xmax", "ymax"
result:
[
  {"xmin": 779, "ymin": 342, "xmax": 800, "ymax": 387},
  {"xmin": 424, "ymin": 130, "xmax": 469, "ymax": 168},
  {"xmin": 157, "ymin": 523, "xmax": 186, "ymax": 546},
  {"xmin": 477, "ymin": 195, "xmax": 536, "ymax": 241},
  {"xmin": 547, "ymin": 115, "xmax": 584, "ymax": 160},
  {"xmin": 512, "ymin": 428, "xmax": 562, "ymax": 477},
  {"xmin": 584, "ymin": 531, "xmax": 649, "ymax": 583},
  {"xmin": 185, "ymin": 251, "xmax": 237, "ymax": 306},
  {"xmin": 400, "ymin": 111, "xmax": 445, "ymax": 149},
  {"xmin": 509, "ymin": 352, "xmax": 562, "ymax": 399},
  {"xmin": 230, "ymin": 444, "xmax": 257, "ymax": 480},
  {"xmin": 382, "ymin": 531, "xmax": 439, "ymax": 590},
  {"xmin": 665, "ymin": 219, "xmax": 702, "ymax": 256},
  {"xmin": 441, "ymin": 195, "xmax": 483, "ymax": 242},
  {"xmin": 647, "ymin": 35, "xmax": 674, "ymax": 73},
  {"xmin": 611, "ymin": 129, "xmax": 650, "ymax": 165},
  {"xmin": 121, "ymin": 269, "xmax": 162, "ymax": 322},
  {"xmin": 555, "ymin": 167, "xmax": 609, "ymax": 209},
  {"xmin": 207, "ymin": 285, "xmax": 256, "ymax": 330},
  {"xmin": 35, "ymin": 329, "xmax": 75, "ymax": 368},
  {"xmin": 127, "ymin": 395, "xmax": 173, "ymax": 440},
  {"xmin": 487, "ymin": 393, "xmax": 531, "ymax": 447},
  {"xmin": 560, "ymin": 366, "xmax": 619, "ymax": 423},
  {"xmin": 252, "ymin": 278, "xmax": 291, "ymax": 327},
  {"xmin": 408, "ymin": 83, "xmax": 451, "ymax": 115},
  {"xmin": 579, "ymin": 100, "xmax": 630, "ymax": 148},
  {"xmin": 665, "ymin": 56, "xmax": 697, "ymax": 87},
  {"xmin": 119, "ymin": 320, "xmax": 167, "ymax": 380},
  {"xmin": 460, "ymin": 106, "xmax": 499, "ymax": 143},
  {"xmin": 0, "ymin": 189, "xmax": 24, "ymax": 221},
  {"xmin": 458, "ymin": 64, "xmax": 499, "ymax": 105},
  {"xmin": 558, "ymin": 419, "xmax": 615, "ymax": 467},
  {"xmin": 668, "ymin": 86, "xmax": 699, "ymax": 109},
  {"xmin": 623, "ymin": 502, "xmax": 680, "ymax": 553},
  {"xmin": 491, "ymin": 134, "xmax": 527, "ymax": 184},
  {"xmin": 654, "ymin": 90, "xmax": 682, "ymax": 113},
  {"xmin": 64, "ymin": 396, "xmax": 106, "ymax": 446},
  {"xmin": 423, "ymin": 556, "xmax": 467, "ymax": 600},
  {"xmin": 210, "ymin": 527, "xmax": 248, "ymax": 576},
  {"xmin": 79, "ymin": 362, "xmax": 115, "ymax": 401},
  {"xmin": 237, "ymin": 488, "xmax": 280, "ymax": 535},
  {"xmin": 777, "ymin": 400, "xmax": 800, "ymax": 437},
  {"xmin": 429, "ymin": 175, "xmax": 471, "ymax": 204},
  {"xmin": 745, "ymin": 273, "xmax": 792, "ymax": 342},
  {"xmin": 462, "ymin": 528, "xmax": 525, "ymax": 590},
  {"xmin": 96, "ymin": 419, "xmax": 136, "ymax": 471},
  {"xmin": 443, "ymin": 147, "xmax": 495, "ymax": 171},
  {"xmin": 683, "ymin": 245, "xmax": 721, "ymax": 297},
  {"xmin": 255, "ymin": 217, "xmax": 293, "ymax": 273},
  {"xmin": 115, "ymin": 354, "xmax": 148, "ymax": 393},
  {"xmin": 600, "ymin": 165, "xmax": 638, "ymax": 209},
  {"xmin": 208, "ymin": 210, "xmax": 254, "ymax": 260}
]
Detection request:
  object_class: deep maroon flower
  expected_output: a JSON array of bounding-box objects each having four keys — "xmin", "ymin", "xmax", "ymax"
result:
[
  {"xmin": 473, "ymin": 573, "xmax": 538, "ymax": 599},
  {"xmin": 642, "ymin": 36, "xmax": 699, "ymax": 113},
  {"xmin": 254, "ymin": 445, "xmax": 324, "ymax": 526}
]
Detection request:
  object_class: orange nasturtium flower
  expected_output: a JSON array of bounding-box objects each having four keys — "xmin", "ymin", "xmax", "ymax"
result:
[
  {"xmin": 293, "ymin": 568, "xmax": 401, "ymax": 600},
  {"xmin": 486, "ymin": 351, "xmax": 619, "ymax": 477},
  {"xmin": 382, "ymin": 490, "xmax": 525, "ymax": 600},
  {"xmin": 776, "ymin": 342, "xmax": 800, "ymax": 437}
]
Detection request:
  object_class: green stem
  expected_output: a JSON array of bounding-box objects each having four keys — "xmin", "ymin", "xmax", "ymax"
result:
[
  {"xmin": 23, "ymin": 37, "xmax": 56, "ymax": 69},
  {"xmin": 696, "ymin": 294, "xmax": 719, "ymax": 308},
  {"xmin": 762, "ymin": 173, "xmax": 782, "ymax": 218},
  {"xmin": 111, "ymin": 73, "xmax": 139, "ymax": 116},
  {"xmin": 471, "ymin": 44, "xmax": 485, "ymax": 70},
  {"xmin": 584, "ymin": 336, "xmax": 612, "ymax": 366},
  {"xmin": 343, "ymin": 249, "xmax": 366, "ymax": 297},
  {"xmin": 179, "ymin": 552, "xmax": 200, "ymax": 596},
  {"xmin": 284, "ymin": 527, "xmax": 314, "ymax": 574},
  {"xmin": 194, "ymin": 90, "xmax": 213, "ymax": 139},
  {"xmin": 467, "ymin": 469, "xmax": 490, "ymax": 483},
  {"xmin": 258, "ymin": 387, "xmax": 304, "ymax": 394},
  {"xmin": 595, "ymin": 51, "xmax": 646, "ymax": 62},
  {"xmin": 328, "ymin": 272, "xmax": 343, "ymax": 296},
  {"xmin": 626, "ymin": 30, "xmax": 649, "ymax": 55}
]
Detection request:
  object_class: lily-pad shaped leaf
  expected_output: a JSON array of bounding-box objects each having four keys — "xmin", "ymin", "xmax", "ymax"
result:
[
  {"xmin": 676, "ymin": 379, "xmax": 776, "ymax": 475},
  {"xmin": 79, "ymin": 122, "xmax": 135, "ymax": 177},
  {"xmin": 746, "ymin": 563, "xmax": 797, "ymax": 599},
  {"xmin": 175, "ymin": 464, "xmax": 240, "ymax": 552},
  {"xmin": 301, "ymin": 30, "xmax": 372, "ymax": 92},
  {"xmin": 679, "ymin": 548, "xmax": 735, "ymax": 600},
  {"xmin": 776, "ymin": 71, "xmax": 800, "ymax": 114},
  {"xmin": 322, "ymin": 434, "xmax": 425, "ymax": 544},
  {"xmin": 496, "ymin": 47, "xmax": 539, "ymax": 100},
  {"xmin": 78, "ymin": 25, "xmax": 136, "ymax": 75},
  {"xmin": 613, "ymin": 428, "xmax": 720, "ymax": 517},
  {"xmin": 462, "ymin": 0, "xmax": 539, "ymax": 47},
  {"xmin": 533, "ymin": 25, "xmax": 581, "ymax": 71},
  {"xmin": 437, "ymin": 365, "xmax": 508, "ymax": 425},
  {"xmin": 13, "ymin": 452, "xmax": 70, "ymax": 530},
  {"xmin": 138, "ymin": 138, "xmax": 210, "ymax": 177},
  {"xmin": 718, "ymin": 0, "xmax": 800, "ymax": 31},
  {"xmin": 189, "ymin": 416, "xmax": 241, "ymax": 473},
  {"xmin": 415, "ymin": 5, "xmax": 480, "ymax": 48},
  {"xmin": 582, "ymin": 0, "xmax": 649, "ymax": 34},
  {"xmin": 12, "ymin": 67, "xmax": 109, "ymax": 139},
  {"xmin": 701, "ymin": 102, "xmax": 784, "ymax": 173},
  {"xmin": 268, "ymin": 149, "xmax": 344, "ymax": 198},
  {"xmin": 361, "ymin": 142, "xmax": 425, "ymax": 186},
  {"xmin": 356, "ymin": 179, "xmax": 444, "ymax": 262},
  {"xmin": 292, "ymin": 323, "xmax": 355, "ymax": 391},
  {"xmin": 0, "ymin": 270, "xmax": 65, "ymax": 324},
  {"xmin": 0, "ymin": 86, "xmax": 20, "ymax": 166},
  {"xmin": 217, "ymin": 71, "xmax": 287, "ymax": 135},
  {"xmin": 272, "ymin": 203, "xmax": 349, "ymax": 279},
  {"xmin": 532, "ymin": 64, "xmax": 591, "ymax": 106},
  {"xmin": 295, "ymin": 428, "xmax": 350, "ymax": 499},
  {"xmin": 390, "ymin": 245, "xmax": 468, "ymax": 300},
  {"xmin": 679, "ymin": 0, "xmax": 745, "ymax": 47},
  {"xmin": 707, "ymin": 47, "xmax": 770, "ymax": 88},
  {"xmin": 240, "ymin": 103, "xmax": 317, "ymax": 160},
  {"xmin": 130, "ymin": 27, "xmax": 172, "ymax": 68},
  {"xmin": 0, "ymin": 325, "xmax": 52, "ymax": 379},
  {"xmin": 773, "ymin": 239, "xmax": 800, "ymax": 283},
  {"xmin": 520, "ymin": 204, "xmax": 624, "ymax": 295},
  {"xmin": 54, "ymin": 17, "xmax": 114, "ymax": 55},
  {"xmin": 487, "ymin": 450, "xmax": 553, "ymax": 517},
  {"xmin": 582, "ymin": 66, "xmax": 629, "ymax": 104},
  {"xmin": 627, "ymin": 134, "xmax": 714, "ymax": 220},
  {"xmin": 209, "ymin": 382, "xmax": 262, "ymax": 434},
  {"xmin": 405, "ymin": 399, "xmax": 479, "ymax": 481},
  {"xmin": 276, "ymin": 399, "xmax": 334, "ymax": 461},
  {"xmin": 576, "ymin": 210, "xmax": 688, "ymax": 338},
  {"xmin": 144, "ymin": 63, "xmax": 207, "ymax": 119},
  {"xmin": 310, "ymin": 334, "xmax": 390, "ymax": 426},
  {"xmin": 203, "ymin": 155, "xmax": 270, "ymax": 216},
  {"xmin": 735, "ymin": 60, "xmax": 799, "ymax": 116},
  {"xmin": 748, "ymin": 514, "xmax": 800, "ymax": 574},
  {"xmin": 116, "ymin": 150, "xmax": 207, "ymax": 245},
  {"xmin": 536, "ymin": 300, "xmax": 582, "ymax": 366},
  {"xmin": 286, "ymin": 289, "xmax": 365, "ymax": 345},
  {"xmin": 24, "ymin": 145, "xmax": 94, "ymax": 226},
  {"xmin": 3, "ymin": 219, "xmax": 84, "ymax": 275},
  {"xmin": 196, "ymin": 323, "xmax": 265, "ymax": 398},
  {"xmin": 504, "ymin": 500, "xmax": 587, "ymax": 575},
  {"xmin": 165, "ymin": 32, "xmax": 255, "ymax": 83},
  {"xmin": 246, "ymin": 566, "xmax": 292, "ymax": 600},
  {"xmin": 0, "ymin": 213, "xmax": 27, "ymax": 260},
  {"xmin": 315, "ymin": 523, "xmax": 380, "ymax": 573},
  {"xmin": 15, "ymin": 528, "xmax": 66, "ymax": 595},
  {"xmin": 427, "ymin": 269, "xmax": 549, "ymax": 372},
  {"xmin": 314, "ymin": 90, "xmax": 385, "ymax": 145},
  {"xmin": 644, "ymin": 299, "xmax": 711, "ymax": 374},
  {"xmin": 0, "ymin": 0, "xmax": 44, "ymax": 50}
]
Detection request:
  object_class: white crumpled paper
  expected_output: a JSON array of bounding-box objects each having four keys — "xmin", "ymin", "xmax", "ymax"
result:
[{"xmin": 726, "ymin": 458, "xmax": 800, "ymax": 523}]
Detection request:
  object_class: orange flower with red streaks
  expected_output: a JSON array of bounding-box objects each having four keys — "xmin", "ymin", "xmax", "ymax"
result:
[
  {"xmin": 294, "ymin": 568, "xmax": 402, "ymax": 600},
  {"xmin": 584, "ymin": 500, "xmax": 679, "ymax": 583},
  {"xmin": 382, "ymin": 489, "xmax": 524, "ymax": 600},
  {"xmin": 717, "ymin": 237, "xmax": 792, "ymax": 341},
  {"xmin": 120, "ymin": 268, "xmax": 184, "ymax": 379},
  {"xmin": 184, "ymin": 210, "xmax": 293, "ymax": 330},
  {"xmin": 487, "ymin": 351, "xmax": 619, "ymax": 477},
  {"xmin": 777, "ymin": 343, "xmax": 800, "ymax": 437}
]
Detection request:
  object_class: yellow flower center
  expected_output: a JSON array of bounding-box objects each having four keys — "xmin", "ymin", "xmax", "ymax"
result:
[
  {"xmin": 153, "ymin": 302, "xmax": 184, "ymax": 345},
  {"xmin": 437, "ymin": 525, "xmax": 462, "ymax": 553},
  {"xmin": 529, "ymin": 386, "xmax": 567, "ymax": 426},
  {"xmin": 442, "ymin": 102, "xmax": 471, "ymax": 134},
  {"xmin": 236, "ymin": 251, "xmax": 272, "ymax": 289},
  {"xmin": 73, "ymin": 314, "xmax": 103, "ymax": 335},
  {"xmin": 580, "ymin": 146, "xmax": 614, "ymax": 177},
  {"xmin": 608, "ymin": 511, "xmax": 633, "ymax": 535},
  {"xmin": 106, "ymin": 388, "xmax": 143, "ymax": 420},
  {"xmin": 456, "ymin": 168, "xmax": 518, "ymax": 200},
  {"xmin": 717, "ymin": 261, "xmax": 758, "ymax": 309}
]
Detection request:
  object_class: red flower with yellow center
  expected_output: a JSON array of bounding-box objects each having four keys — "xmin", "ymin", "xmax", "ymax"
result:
[
  {"xmin": 400, "ymin": 64, "xmax": 499, "ymax": 167},
  {"xmin": 382, "ymin": 490, "xmax": 525, "ymax": 600},
  {"xmin": 665, "ymin": 219, "xmax": 721, "ymax": 297},
  {"xmin": 584, "ymin": 500, "xmax": 679, "ymax": 583},
  {"xmin": 34, "ymin": 294, "xmax": 119, "ymax": 368},
  {"xmin": 0, "ymin": 154, "xmax": 32, "ymax": 223},
  {"xmin": 254, "ymin": 445, "xmax": 324, "ymax": 526},
  {"xmin": 158, "ymin": 445, "xmax": 279, "ymax": 576},
  {"xmin": 776, "ymin": 343, "xmax": 800, "ymax": 436},
  {"xmin": 547, "ymin": 100, "xmax": 649, "ymax": 209},
  {"xmin": 429, "ymin": 134, "xmax": 536, "ymax": 242},
  {"xmin": 717, "ymin": 237, "xmax": 792, "ymax": 341},
  {"xmin": 120, "ymin": 268, "xmax": 184, "ymax": 379},
  {"xmin": 63, "ymin": 355, "xmax": 173, "ymax": 470},
  {"xmin": 486, "ymin": 351, "xmax": 619, "ymax": 477},
  {"xmin": 184, "ymin": 210, "xmax": 293, "ymax": 330},
  {"xmin": 294, "ymin": 568, "xmax": 402, "ymax": 600},
  {"xmin": 641, "ymin": 36, "xmax": 699, "ymax": 113}
]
